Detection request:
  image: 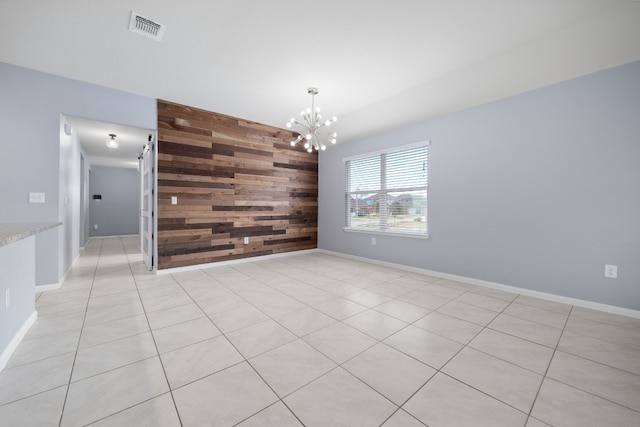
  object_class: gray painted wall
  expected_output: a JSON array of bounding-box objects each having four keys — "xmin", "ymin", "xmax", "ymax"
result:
[
  {"xmin": 0, "ymin": 236, "xmax": 35, "ymax": 363},
  {"xmin": 319, "ymin": 60, "xmax": 640, "ymax": 311},
  {"xmin": 89, "ymin": 166, "xmax": 140, "ymax": 237},
  {"xmin": 0, "ymin": 62, "xmax": 156, "ymax": 285}
]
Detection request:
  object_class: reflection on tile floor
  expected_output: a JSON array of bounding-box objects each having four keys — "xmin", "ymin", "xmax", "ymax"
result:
[{"xmin": 1, "ymin": 237, "xmax": 640, "ymax": 426}]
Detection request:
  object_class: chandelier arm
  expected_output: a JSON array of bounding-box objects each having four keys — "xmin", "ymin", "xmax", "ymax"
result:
[{"xmin": 303, "ymin": 114, "xmax": 315, "ymax": 128}]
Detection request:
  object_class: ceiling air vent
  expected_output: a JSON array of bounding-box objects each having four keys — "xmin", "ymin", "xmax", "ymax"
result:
[{"xmin": 129, "ymin": 11, "xmax": 165, "ymax": 41}]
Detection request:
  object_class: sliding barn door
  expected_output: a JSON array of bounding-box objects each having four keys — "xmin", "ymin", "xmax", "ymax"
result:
[{"xmin": 139, "ymin": 135, "xmax": 155, "ymax": 270}]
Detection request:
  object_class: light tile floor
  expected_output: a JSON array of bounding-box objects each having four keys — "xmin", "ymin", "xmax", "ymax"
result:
[{"xmin": 1, "ymin": 237, "xmax": 640, "ymax": 426}]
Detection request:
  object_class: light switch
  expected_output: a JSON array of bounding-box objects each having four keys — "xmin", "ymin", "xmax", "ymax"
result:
[
  {"xmin": 29, "ymin": 192, "xmax": 45, "ymax": 203},
  {"xmin": 171, "ymin": 196, "xmax": 177, "ymax": 205}
]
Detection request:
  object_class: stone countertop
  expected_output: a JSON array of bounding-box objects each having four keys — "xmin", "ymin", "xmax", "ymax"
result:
[{"xmin": 0, "ymin": 222, "xmax": 62, "ymax": 247}]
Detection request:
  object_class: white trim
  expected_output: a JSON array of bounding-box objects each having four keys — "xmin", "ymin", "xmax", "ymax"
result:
[
  {"xmin": 343, "ymin": 227, "xmax": 430, "ymax": 239},
  {"xmin": 0, "ymin": 311, "xmax": 37, "ymax": 372},
  {"xmin": 318, "ymin": 249, "xmax": 640, "ymax": 320},
  {"xmin": 89, "ymin": 234, "xmax": 138, "ymax": 239},
  {"xmin": 157, "ymin": 249, "xmax": 320, "ymax": 275},
  {"xmin": 342, "ymin": 140, "xmax": 430, "ymax": 162},
  {"xmin": 35, "ymin": 282, "xmax": 62, "ymax": 292}
]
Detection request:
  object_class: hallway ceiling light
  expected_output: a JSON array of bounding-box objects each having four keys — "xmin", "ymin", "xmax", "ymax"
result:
[
  {"xmin": 286, "ymin": 88, "xmax": 337, "ymax": 153},
  {"xmin": 106, "ymin": 133, "xmax": 119, "ymax": 149}
]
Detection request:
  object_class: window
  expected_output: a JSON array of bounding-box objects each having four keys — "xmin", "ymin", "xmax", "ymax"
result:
[{"xmin": 344, "ymin": 142, "xmax": 429, "ymax": 237}]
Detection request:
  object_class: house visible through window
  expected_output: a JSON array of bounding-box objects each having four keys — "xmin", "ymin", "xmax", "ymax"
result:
[{"xmin": 344, "ymin": 142, "xmax": 429, "ymax": 236}]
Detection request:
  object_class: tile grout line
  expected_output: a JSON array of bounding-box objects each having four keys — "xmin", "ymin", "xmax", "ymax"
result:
[
  {"xmin": 172, "ymin": 265, "xmax": 308, "ymax": 425},
  {"xmin": 201, "ymin": 259, "xmax": 427, "ymax": 424},
  {"xmin": 227, "ymin": 260, "xmax": 521, "ymax": 423},
  {"xmin": 197, "ymin": 262, "xmax": 338, "ymax": 423},
  {"xmin": 127, "ymin": 238, "xmax": 186, "ymax": 427},
  {"xmin": 528, "ymin": 304, "xmax": 640, "ymax": 417},
  {"xmin": 383, "ymin": 291, "xmax": 533, "ymax": 422},
  {"xmin": 68, "ymin": 238, "xmax": 175, "ymax": 426},
  {"xmin": 231, "ymin": 265, "xmax": 491, "ymax": 424},
  {"xmin": 57, "ymin": 238, "xmax": 103, "ymax": 427},
  {"xmin": 524, "ymin": 303, "xmax": 575, "ymax": 425}
]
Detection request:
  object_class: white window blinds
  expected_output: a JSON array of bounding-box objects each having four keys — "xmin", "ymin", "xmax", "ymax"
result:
[{"xmin": 345, "ymin": 142, "xmax": 428, "ymax": 235}]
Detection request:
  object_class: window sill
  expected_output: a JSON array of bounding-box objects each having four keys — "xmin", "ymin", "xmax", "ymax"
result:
[{"xmin": 342, "ymin": 227, "xmax": 430, "ymax": 240}]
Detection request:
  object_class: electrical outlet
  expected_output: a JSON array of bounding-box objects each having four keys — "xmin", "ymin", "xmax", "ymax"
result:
[
  {"xmin": 5, "ymin": 288, "xmax": 9, "ymax": 308},
  {"xmin": 604, "ymin": 264, "xmax": 618, "ymax": 279},
  {"xmin": 243, "ymin": 236, "xmax": 249, "ymax": 245},
  {"xmin": 171, "ymin": 196, "xmax": 178, "ymax": 205},
  {"xmin": 371, "ymin": 237, "xmax": 376, "ymax": 245}
]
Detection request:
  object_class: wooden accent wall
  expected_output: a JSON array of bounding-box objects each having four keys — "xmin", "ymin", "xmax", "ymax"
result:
[{"xmin": 157, "ymin": 100, "xmax": 318, "ymax": 270}]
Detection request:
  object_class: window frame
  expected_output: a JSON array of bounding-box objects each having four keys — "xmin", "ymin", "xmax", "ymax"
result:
[{"xmin": 343, "ymin": 141, "xmax": 430, "ymax": 239}]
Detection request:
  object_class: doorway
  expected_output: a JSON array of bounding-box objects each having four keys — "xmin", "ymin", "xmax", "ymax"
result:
[{"xmin": 65, "ymin": 115, "xmax": 156, "ymax": 270}]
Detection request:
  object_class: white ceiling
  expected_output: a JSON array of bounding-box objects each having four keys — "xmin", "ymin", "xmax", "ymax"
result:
[
  {"xmin": 65, "ymin": 116, "xmax": 152, "ymax": 169},
  {"xmin": 2, "ymin": 0, "xmax": 640, "ymax": 167}
]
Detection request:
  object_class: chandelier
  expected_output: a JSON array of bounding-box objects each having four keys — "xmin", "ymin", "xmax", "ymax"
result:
[{"xmin": 286, "ymin": 87, "xmax": 337, "ymax": 153}]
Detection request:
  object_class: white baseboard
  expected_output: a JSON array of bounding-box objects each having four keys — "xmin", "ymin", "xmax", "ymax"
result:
[
  {"xmin": 318, "ymin": 249, "xmax": 640, "ymax": 320},
  {"xmin": 35, "ymin": 282, "xmax": 61, "ymax": 292},
  {"xmin": 157, "ymin": 248, "xmax": 319, "ymax": 275},
  {"xmin": 89, "ymin": 234, "xmax": 138, "ymax": 239},
  {"xmin": 0, "ymin": 311, "xmax": 37, "ymax": 372}
]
